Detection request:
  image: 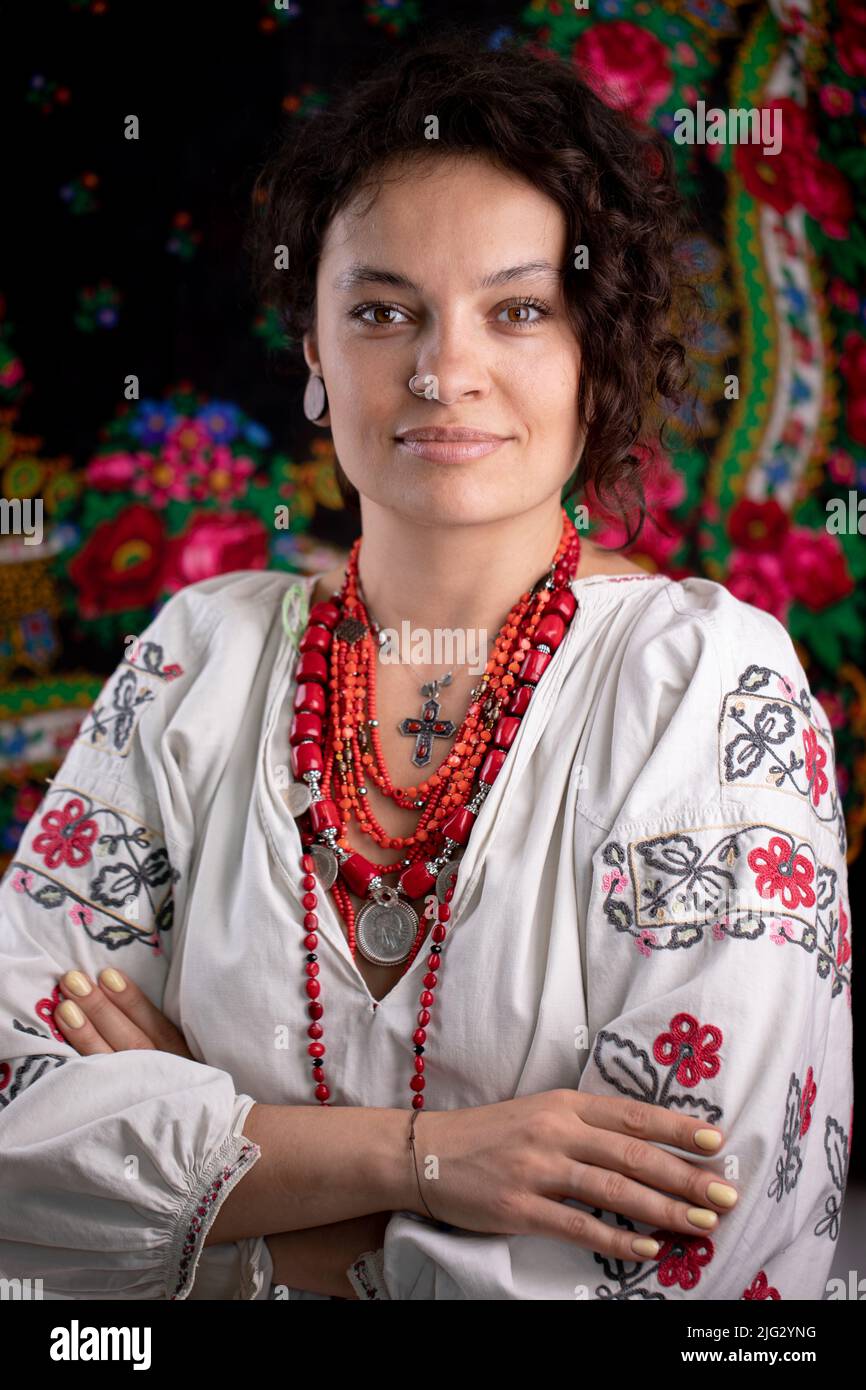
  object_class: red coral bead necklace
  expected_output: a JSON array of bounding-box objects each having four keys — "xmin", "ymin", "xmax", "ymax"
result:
[{"xmin": 288, "ymin": 505, "xmax": 582, "ymax": 1108}]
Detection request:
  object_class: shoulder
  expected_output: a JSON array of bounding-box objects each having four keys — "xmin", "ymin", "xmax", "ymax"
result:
[
  {"xmin": 77, "ymin": 570, "xmax": 304, "ymax": 767},
  {"xmin": 617, "ymin": 573, "xmax": 812, "ymax": 703},
  {"xmin": 581, "ymin": 575, "xmax": 845, "ymax": 856},
  {"xmin": 584, "ymin": 577, "xmax": 851, "ymax": 1015},
  {"xmin": 133, "ymin": 569, "xmax": 308, "ymax": 676},
  {"xmin": 154, "ymin": 568, "xmax": 301, "ymax": 633}
]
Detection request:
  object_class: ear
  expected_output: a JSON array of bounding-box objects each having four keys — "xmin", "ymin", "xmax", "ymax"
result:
[
  {"xmin": 302, "ymin": 331, "xmax": 320, "ymax": 376},
  {"xmin": 301, "ymin": 331, "xmax": 330, "ymax": 427}
]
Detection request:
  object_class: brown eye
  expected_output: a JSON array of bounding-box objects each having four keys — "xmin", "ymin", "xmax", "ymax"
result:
[
  {"xmin": 352, "ymin": 302, "xmax": 410, "ymax": 326},
  {"xmin": 497, "ymin": 298, "xmax": 551, "ymax": 328}
]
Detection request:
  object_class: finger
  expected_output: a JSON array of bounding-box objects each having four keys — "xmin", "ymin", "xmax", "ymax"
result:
[
  {"xmin": 552, "ymin": 1157, "xmax": 733, "ymax": 1240},
  {"xmin": 53, "ymin": 994, "xmax": 115, "ymax": 1056},
  {"xmin": 95, "ymin": 968, "xmax": 195, "ymax": 1058},
  {"xmin": 572, "ymin": 1121, "xmax": 739, "ymax": 1216},
  {"xmin": 58, "ymin": 971, "xmax": 158, "ymax": 1053},
  {"xmin": 518, "ymin": 1193, "xmax": 668, "ymax": 1266},
  {"xmin": 572, "ymin": 1090, "xmax": 725, "ymax": 1156}
]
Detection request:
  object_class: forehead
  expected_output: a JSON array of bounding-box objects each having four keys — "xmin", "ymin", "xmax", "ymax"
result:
[{"xmin": 320, "ymin": 153, "xmax": 568, "ymax": 281}]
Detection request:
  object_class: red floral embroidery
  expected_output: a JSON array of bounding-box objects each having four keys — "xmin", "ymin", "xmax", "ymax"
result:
[
  {"xmin": 31, "ymin": 797, "xmax": 98, "ymax": 870},
  {"xmin": 652, "ymin": 1232, "xmax": 714, "ymax": 1290},
  {"xmin": 0, "ymin": 1062, "xmax": 10, "ymax": 1092},
  {"xmin": 653, "ymin": 1013, "xmax": 722, "ymax": 1087},
  {"xmin": 743, "ymin": 1270, "xmax": 781, "ymax": 1299},
  {"xmin": 747, "ymin": 836, "xmax": 816, "ymax": 909},
  {"xmin": 837, "ymin": 901, "xmax": 851, "ymax": 968},
  {"xmin": 802, "ymin": 727, "xmax": 829, "ymax": 807},
  {"xmin": 36, "ymin": 985, "xmax": 65, "ymax": 1043},
  {"xmin": 798, "ymin": 1066, "xmax": 817, "ymax": 1136}
]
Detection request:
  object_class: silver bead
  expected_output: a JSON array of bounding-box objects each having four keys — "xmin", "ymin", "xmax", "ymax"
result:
[{"xmin": 358, "ymin": 786, "xmax": 368, "ymax": 796}]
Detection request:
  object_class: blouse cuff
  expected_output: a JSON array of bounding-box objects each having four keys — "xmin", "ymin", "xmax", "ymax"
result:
[
  {"xmin": 236, "ymin": 1237, "xmax": 273, "ymax": 1300},
  {"xmin": 346, "ymin": 1247, "xmax": 392, "ymax": 1300},
  {"xmin": 165, "ymin": 1131, "xmax": 262, "ymax": 1301}
]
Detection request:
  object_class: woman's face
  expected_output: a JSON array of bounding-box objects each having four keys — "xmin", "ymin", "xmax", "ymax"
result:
[{"xmin": 304, "ymin": 153, "xmax": 583, "ymax": 527}]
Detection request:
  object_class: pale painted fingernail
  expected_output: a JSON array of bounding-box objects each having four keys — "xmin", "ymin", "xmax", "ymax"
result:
[
  {"xmin": 687, "ymin": 1207, "xmax": 719, "ymax": 1229},
  {"xmin": 707, "ymin": 1182, "xmax": 738, "ymax": 1208},
  {"xmin": 694, "ymin": 1129, "xmax": 723, "ymax": 1151},
  {"xmin": 64, "ymin": 971, "xmax": 92, "ymax": 997},
  {"xmin": 58, "ymin": 1000, "xmax": 86, "ymax": 1028},
  {"xmin": 101, "ymin": 969, "xmax": 126, "ymax": 992},
  {"xmin": 631, "ymin": 1237, "xmax": 660, "ymax": 1258}
]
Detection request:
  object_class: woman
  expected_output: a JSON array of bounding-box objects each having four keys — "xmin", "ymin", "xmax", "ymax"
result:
[{"xmin": 0, "ymin": 34, "xmax": 852, "ymax": 1301}]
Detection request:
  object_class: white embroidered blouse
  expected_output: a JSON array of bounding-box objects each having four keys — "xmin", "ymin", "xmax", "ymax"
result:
[{"xmin": 0, "ymin": 566, "xmax": 853, "ymax": 1301}]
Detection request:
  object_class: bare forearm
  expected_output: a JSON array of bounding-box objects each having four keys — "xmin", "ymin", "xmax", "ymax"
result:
[
  {"xmin": 205, "ymin": 1103, "xmax": 419, "ymax": 1246},
  {"xmin": 266, "ymin": 1212, "xmax": 392, "ymax": 1299}
]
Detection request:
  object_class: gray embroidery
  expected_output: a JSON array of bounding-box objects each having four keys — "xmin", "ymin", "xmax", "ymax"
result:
[
  {"xmin": 719, "ymin": 663, "xmax": 846, "ymax": 855},
  {"xmin": 599, "ymin": 823, "xmax": 850, "ymax": 998},
  {"xmin": 7, "ymin": 783, "xmax": 180, "ymax": 952},
  {"xmin": 76, "ymin": 637, "xmax": 184, "ymax": 758},
  {"xmin": 0, "ymin": 1053, "xmax": 69, "ymax": 1109},
  {"xmin": 814, "ymin": 1115, "xmax": 850, "ymax": 1242}
]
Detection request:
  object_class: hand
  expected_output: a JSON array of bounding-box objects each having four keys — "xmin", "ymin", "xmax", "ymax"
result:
[
  {"xmin": 266, "ymin": 1211, "xmax": 392, "ymax": 1299},
  {"xmin": 412, "ymin": 1090, "xmax": 739, "ymax": 1264},
  {"xmin": 52, "ymin": 967, "xmax": 196, "ymax": 1059}
]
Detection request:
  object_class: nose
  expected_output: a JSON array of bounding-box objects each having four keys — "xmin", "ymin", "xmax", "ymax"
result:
[{"xmin": 410, "ymin": 315, "xmax": 491, "ymax": 406}]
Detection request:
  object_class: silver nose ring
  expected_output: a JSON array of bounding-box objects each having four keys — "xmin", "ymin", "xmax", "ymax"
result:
[{"xmin": 409, "ymin": 373, "xmax": 459, "ymax": 405}]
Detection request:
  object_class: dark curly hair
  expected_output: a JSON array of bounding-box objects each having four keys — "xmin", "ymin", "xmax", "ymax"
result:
[{"xmin": 248, "ymin": 26, "xmax": 702, "ymax": 545}]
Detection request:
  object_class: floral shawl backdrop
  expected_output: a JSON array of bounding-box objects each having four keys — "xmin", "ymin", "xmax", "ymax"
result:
[{"xmin": 2, "ymin": 0, "xmax": 864, "ymax": 908}]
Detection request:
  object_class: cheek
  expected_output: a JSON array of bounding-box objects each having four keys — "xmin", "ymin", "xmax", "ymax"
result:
[
  {"xmin": 332, "ymin": 351, "xmax": 408, "ymax": 414},
  {"xmin": 511, "ymin": 337, "xmax": 580, "ymax": 409},
  {"xmin": 518, "ymin": 370, "xmax": 580, "ymax": 433}
]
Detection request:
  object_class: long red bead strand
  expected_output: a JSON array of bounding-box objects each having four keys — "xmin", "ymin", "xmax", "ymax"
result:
[{"xmin": 291, "ymin": 507, "xmax": 582, "ymax": 1107}]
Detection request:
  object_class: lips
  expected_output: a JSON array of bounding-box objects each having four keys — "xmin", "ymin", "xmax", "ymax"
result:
[
  {"xmin": 396, "ymin": 427, "xmax": 508, "ymax": 442},
  {"xmin": 394, "ymin": 426, "xmax": 511, "ymax": 463}
]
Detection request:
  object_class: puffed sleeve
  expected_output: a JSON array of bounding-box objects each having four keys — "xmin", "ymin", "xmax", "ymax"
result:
[
  {"xmin": 0, "ymin": 581, "xmax": 271, "ymax": 1300},
  {"xmin": 381, "ymin": 580, "xmax": 854, "ymax": 1299}
]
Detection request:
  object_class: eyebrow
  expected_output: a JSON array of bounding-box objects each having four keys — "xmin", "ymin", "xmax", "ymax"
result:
[{"xmin": 332, "ymin": 260, "xmax": 563, "ymax": 294}]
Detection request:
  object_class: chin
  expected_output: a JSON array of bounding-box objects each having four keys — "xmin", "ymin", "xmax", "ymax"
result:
[{"xmin": 396, "ymin": 490, "xmax": 526, "ymax": 528}]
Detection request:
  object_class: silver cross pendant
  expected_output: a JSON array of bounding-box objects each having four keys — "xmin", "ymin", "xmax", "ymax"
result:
[{"xmin": 397, "ymin": 677, "xmax": 456, "ymax": 768}]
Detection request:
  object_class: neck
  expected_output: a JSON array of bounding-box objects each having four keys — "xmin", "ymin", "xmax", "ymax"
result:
[{"xmin": 354, "ymin": 498, "xmax": 567, "ymax": 644}]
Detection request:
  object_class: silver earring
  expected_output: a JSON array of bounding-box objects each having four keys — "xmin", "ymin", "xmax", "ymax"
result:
[{"xmin": 304, "ymin": 373, "xmax": 328, "ymax": 422}]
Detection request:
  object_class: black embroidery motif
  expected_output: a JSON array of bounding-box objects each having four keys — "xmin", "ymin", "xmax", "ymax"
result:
[
  {"xmin": 814, "ymin": 1115, "xmax": 850, "ymax": 1242},
  {"xmin": 767, "ymin": 1068, "xmax": 816, "ymax": 1204},
  {"xmin": 591, "ymin": 1024, "xmax": 724, "ymax": 1126},
  {"xmin": 0, "ymin": 1054, "xmax": 69, "ymax": 1109},
  {"xmin": 7, "ymin": 783, "xmax": 180, "ymax": 952},
  {"xmin": 599, "ymin": 822, "xmax": 850, "ymax": 999},
  {"xmin": 588, "ymin": 1209, "xmax": 715, "ymax": 1300},
  {"xmin": 580, "ymin": 1013, "xmax": 724, "ymax": 1299},
  {"xmin": 719, "ymin": 664, "xmax": 846, "ymax": 855},
  {"xmin": 75, "ymin": 637, "xmax": 184, "ymax": 758}
]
